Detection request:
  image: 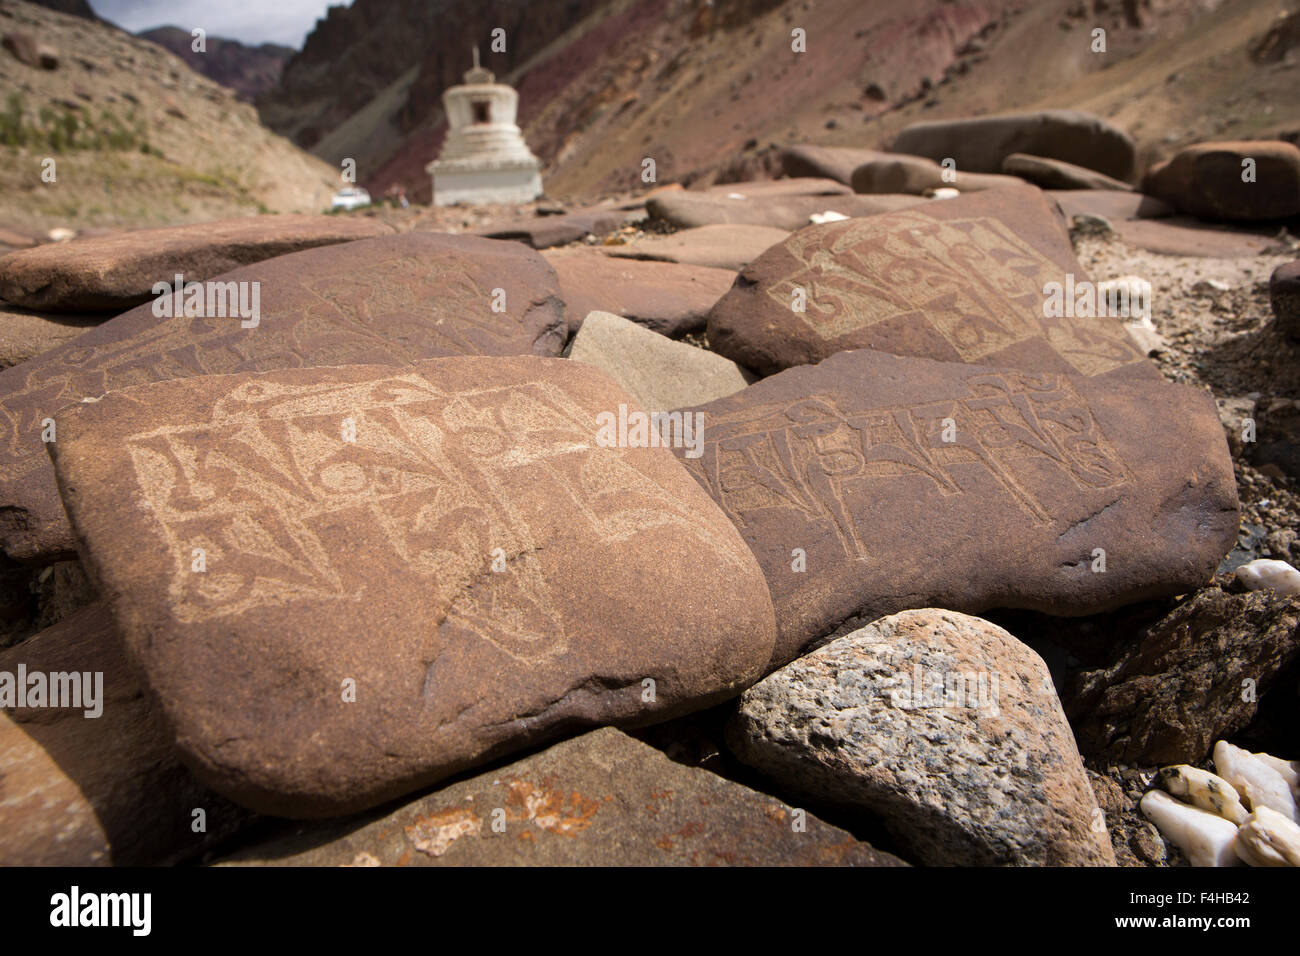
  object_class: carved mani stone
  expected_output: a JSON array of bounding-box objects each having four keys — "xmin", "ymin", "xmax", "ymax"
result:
[
  {"xmin": 0, "ymin": 604, "xmax": 256, "ymax": 865},
  {"xmin": 47, "ymin": 356, "xmax": 777, "ymax": 817},
  {"xmin": 0, "ymin": 233, "xmax": 567, "ymax": 565},
  {"xmin": 706, "ymin": 188, "xmax": 1159, "ymax": 380},
  {"xmin": 0, "ymin": 215, "xmax": 397, "ymax": 313},
  {"xmin": 672, "ymin": 349, "xmax": 1239, "ymax": 667}
]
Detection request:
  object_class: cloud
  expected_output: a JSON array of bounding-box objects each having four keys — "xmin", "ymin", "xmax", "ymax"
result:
[{"xmin": 92, "ymin": 0, "xmax": 352, "ymax": 48}]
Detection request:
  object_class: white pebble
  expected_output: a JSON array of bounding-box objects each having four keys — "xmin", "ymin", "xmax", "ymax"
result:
[
  {"xmin": 1158, "ymin": 765, "xmax": 1249, "ymax": 824},
  {"xmin": 809, "ymin": 211, "xmax": 850, "ymax": 224},
  {"xmin": 1139, "ymin": 790, "xmax": 1243, "ymax": 867},
  {"xmin": 1234, "ymin": 558, "xmax": 1300, "ymax": 597},
  {"xmin": 1213, "ymin": 741, "xmax": 1300, "ymax": 823},
  {"xmin": 1234, "ymin": 806, "xmax": 1300, "ymax": 867}
]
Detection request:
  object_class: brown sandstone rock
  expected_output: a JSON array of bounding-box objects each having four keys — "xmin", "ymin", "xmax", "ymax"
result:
[
  {"xmin": 218, "ymin": 728, "xmax": 903, "ymax": 866},
  {"xmin": 1065, "ymin": 586, "xmax": 1300, "ymax": 765},
  {"xmin": 728, "ymin": 609, "xmax": 1116, "ymax": 866},
  {"xmin": 543, "ymin": 249, "xmax": 734, "ymax": 336},
  {"xmin": 0, "ymin": 215, "xmax": 396, "ymax": 312},
  {"xmin": 891, "ymin": 109, "xmax": 1137, "ymax": 182},
  {"xmin": 1142, "ymin": 141, "xmax": 1300, "ymax": 222},
  {"xmin": 1004, "ymin": 153, "xmax": 1135, "ymax": 191},
  {"xmin": 0, "ymin": 232, "xmax": 567, "ymax": 564},
  {"xmin": 606, "ymin": 224, "xmax": 790, "ymax": 271},
  {"xmin": 707, "ymin": 189, "xmax": 1154, "ymax": 381},
  {"xmin": 0, "ymin": 604, "xmax": 256, "ymax": 865},
  {"xmin": 850, "ymin": 155, "xmax": 1028, "ymax": 195},
  {"xmin": 1047, "ymin": 190, "xmax": 1174, "ymax": 222},
  {"xmin": 1269, "ymin": 260, "xmax": 1300, "ymax": 339},
  {"xmin": 648, "ymin": 191, "xmax": 925, "ymax": 230},
  {"xmin": 779, "ymin": 145, "xmax": 893, "ymax": 185},
  {"xmin": 0, "ymin": 305, "xmax": 100, "ymax": 369},
  {"xmin": 672, "ymin": 349, "xmax": 1239, "ymax": 665},
  {"xmin": 49, "ymin": 356, "xmax": 777, "ymax": 817}
]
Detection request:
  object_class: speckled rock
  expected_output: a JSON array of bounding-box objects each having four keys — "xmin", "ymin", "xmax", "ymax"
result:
[{"xmin": 727, "ymin": 609, "xmax": 1116, "ymax": 866}]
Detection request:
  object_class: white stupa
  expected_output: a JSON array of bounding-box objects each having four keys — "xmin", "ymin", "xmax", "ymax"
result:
[{"xmin": 427, "ymin": 48, "xmax": 543, "ymax": 206}]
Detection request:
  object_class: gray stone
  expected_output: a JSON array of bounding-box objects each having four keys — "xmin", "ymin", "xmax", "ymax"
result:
[
  {"xmin": 727, "ymin": 608, "xmax": 1116, "ymax": 866},
  {"xmin": 567, "ymin": 310, "xmax": 754, "ymax": 411}
]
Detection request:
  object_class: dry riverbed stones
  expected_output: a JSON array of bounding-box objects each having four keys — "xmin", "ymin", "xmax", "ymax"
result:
[
  {"xmin": 673, "ymin": 348, "xmax": 1239, "ymax": 665},
  {"xmin": 706, "ymin": 188, "xmax": 1154, "ymax": 380},
  {"xmin": 0, "ymin": 232, "xmax": 567, "ymax": 564},
  {"xmin": 220, "ymin": 728, "xmax": 904, "ymax": 866},
  {"xmin": 48, "ymin": 356, "xmax": 777, "ymax": 816},
  {"xmin": 727, "ymin": 609, "xmax": 1116, "ymax": 866}
]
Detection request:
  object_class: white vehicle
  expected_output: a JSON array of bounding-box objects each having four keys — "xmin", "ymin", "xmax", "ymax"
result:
[{"xmin": 331, "ymin": 187, "xmax": 371, "ymax": 211}]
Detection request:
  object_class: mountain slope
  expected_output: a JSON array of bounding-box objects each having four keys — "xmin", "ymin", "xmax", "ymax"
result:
[{"xmin": 138, "ymin": 26, "xmax": 293, "ymax": 101}]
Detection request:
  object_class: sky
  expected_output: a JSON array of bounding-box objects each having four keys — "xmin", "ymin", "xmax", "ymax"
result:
[{"xmin": 91, "ymin": 0, "xmax": 354, "ymax": 48}]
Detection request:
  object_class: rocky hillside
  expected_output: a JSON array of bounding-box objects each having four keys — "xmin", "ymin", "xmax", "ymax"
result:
[
  {"xmin": 139, "ymin": 26, "xmax": 294, "ymax": 101},
  {"xmin": 0, "ymin": 0, "xmax": 343, "ymax": 231},
  {"xmin": 258, "ymin": 0, "xmax": 1300, "ymax": 204}
]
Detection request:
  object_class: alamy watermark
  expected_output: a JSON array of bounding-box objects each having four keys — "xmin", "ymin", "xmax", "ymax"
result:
[
  {"xmin": 595, "ymin": 404, "xmax": 703, "ymax": 458},
  {"xmin": 1043, "ymin": 273, "xmax": 1150, "ymax": 321},
  {"xmin": 152, "ymin": 273, "xmax": 261, "ymax": 328},
  {"xmin": 0, "ymin": 665, "xmax": 103, "ymax": 717}
]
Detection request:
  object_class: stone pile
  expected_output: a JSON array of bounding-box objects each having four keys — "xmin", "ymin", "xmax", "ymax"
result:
[{"xmin": 5, "ymin": 105, "xmax": 1298, "ymax": 867}]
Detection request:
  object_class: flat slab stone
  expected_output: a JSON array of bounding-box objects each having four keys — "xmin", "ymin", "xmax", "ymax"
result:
[
  {"xmin": 707, "ymin": 177, "xmax": 852, "ymax": 197},
  {"xmin": 0, "ymin": 604, "xmax": 256, "ymax": 865},
  {"xmin": 892, "ymin": 109, "xmax": 1137, "ymax": 182},
  {"xmin": 1047, "ymin": 189, "xmax": 1174, "ymax": 222},
  {"xmin": 606, "ymin": 224, "xmax": 791, "ymax": 272},
  {"xmin": 0, "ymin": 305, "xmax": 100, "ymax": 370},
  {"xmin": 567, "ymin": 310, "xmax": 754, "ymax": 411},
  {"xmin": 779, "ymin": 146, "xmax": 892, "ymax": 185},
  {"xmin": 1004, "ymin": 153, "xmax": 1135, "ymax": 191},
  {"xmin": 648, "ymin": 192, "xmax": 924, "ymax": 230},
  {"xmin": 50, "ymin": 357, "xmax": 777, "ymax": 817},
  {"xmin": 218, "ymin": 727, "xmax": 905, "ymax": 866},
  {"xmin": 1142, "ymin": 140, "xmax": 1300, "ymax": 221},
  {"xmin": 728, "ymin": 609, "xmax": 1115, "ymax": 866},
  {"xmin": 672, "ymin": 349, "xmax": 1239, "ymax": 665},
  {"xmin": 0, "ymin": 232, "xmax": 567, "ymax": 564},
  {"xmin": 851, "ymin": 155, "xmax": 1029, "ymax": 195},
  {"xmin": 542, "ymin": 249, "xmax": 734, "ymax": 337},
  {"xmin": 472, "ymin": 207, "xmax": 630, "ymax": 249},
  {"xmin": 1113, "ymin": 216, "xmax": 1278, "ymax": 257},
  {"xmin": 707, "ymin": 188, "xmax": 1155, "ymax": 380},
  {"xmin": 0, "ymin": 215, "xmax": 396, "ymax": 313}
]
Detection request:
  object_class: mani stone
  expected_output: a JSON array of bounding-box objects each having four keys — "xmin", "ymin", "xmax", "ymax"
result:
[
  {"xmin": 566, "ymin": 311, "xmax": 753, "ymax": 411},
  {"xmin": 428, "ymin": 52, "xmax": 542, "ymax": 206},
  {"xmin": 647, "ymin": 191, "xmax": 924, "ymax": 231},
  {"xmin": 218, "ymin": 727, "xmax": 905, "ymax": 866},
  {"xmin": 0, "ymin": 306, "xmax": 100, "ymax": 370},
  {"xmin": 1065, "ymin": 585, "xmax": 1300, "ymax": 766},
  {"xmin": 671, "ymin": 348, "xmax": 1239, "ymax": 667},
  {"xmin": 1003, "ymin": 153, "xmax": 1135, "ymax": 191},
  {"xmin": 0, "ymin": 604, "xmax": 256, "ymax": 865},
  {"xmin": 48, "ymin": 356, "xmax": 777, "ymax": 817},
  {"xmin": 706, "ymin": 188, "xmax": 1155, "ymax": 380},
  {"xmin": 542, "ymin": 249, "xmax": 734, "ymax": 337},
  {"xmin": 606, "ymin": 224, "xmax": 791, "ymax": 272},
  {"xmin": 0, "ymin": 215, "xmax": 395, "ymax": 313},
  {"xmin": 1270, "ymin": 260, "xmax": 1300, "ymax": 339},
  {"xmin": 891, "ymin": 109, "xmax": 1137, "ymax": 183},
  {"xmin": 0, "ymin": 232, "xmax": 566, "ymax": 565},
  {"xmin": 727, "ymin": 609, "xmax": 1116, "ymax": 867},
  {"xmin": 1142, "ymin": 141, "xmax": 1300, "ymax": 221},
  {"xmin": 850, "ymin": 155, "xmax": 1028, "ymax": 195}
]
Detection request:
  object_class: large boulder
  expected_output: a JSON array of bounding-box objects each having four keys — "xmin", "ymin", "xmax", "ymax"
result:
[
  {"xmin": 891, "ymin": 110, "xmax": 1137, "ymax": 182},
  {"xmin": 707, "ymin": 188, "xmax": 1154, "ymax": 381},
  {"xmin": 850, "ymin": 155, "xmax": 1028, "ymax": 195},
  {"xmin": 727, "ymin": 609, "xmax": 1116, "ymax": 866},
  {"xmin": 0, "ymin": 604, "xmax": 256, "ymax": 865},
  {"xmin": 219, "ymin": 728, "xmax": 904, "ymax": 866},
  {"xmin": 0, "ymin": 215, "xmax": 396, "ymax": 313},
  {"xmin": 1142, "ymin": 141, "xmax": 1300, "ymax": 222},
  {"xmin": 48, "ymin": 356, "xmax": 777, "ymax": 817},
  {"xmin": 0, "ymin": 232, "xmax": 567, "ymax": 564},
  {"xmin": 672, "ymin": 348, "xmax": 1239, "ymax": 665},
  {"xmin": 779, "ymin": 145, "xmax": 893, "ymax": 185}
]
